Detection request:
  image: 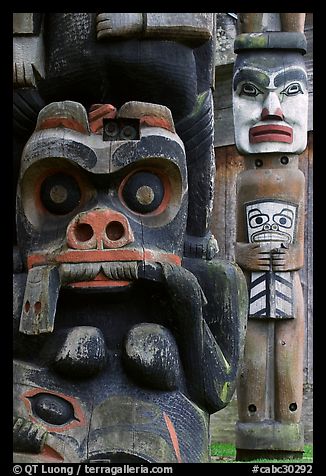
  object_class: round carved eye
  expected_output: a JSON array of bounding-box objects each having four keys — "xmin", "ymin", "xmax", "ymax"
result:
[
  {"xmin": 40, "ymin": 173, "xmax": 81, "ymax": 215},
  {"xmin": 121, "ymin": 171, "xmax": 165, "ymax": 214}
]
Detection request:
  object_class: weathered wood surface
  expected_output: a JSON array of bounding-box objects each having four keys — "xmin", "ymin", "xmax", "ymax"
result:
[{"xmin": 14, "ymin": 98, "xmax": 248, "ymax": 463}]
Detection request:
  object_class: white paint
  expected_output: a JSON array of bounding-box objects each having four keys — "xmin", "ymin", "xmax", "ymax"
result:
[
  {"xmin": 246, "ymin": 200, "xmax": 297, "ymax": 248},
  {"xmin": 233, "ymin": 63, "xmax": 308, "ymax": 154},
  {"xmin": 246, "ymin": 200, "xmax": 297, "ymax": 318}
]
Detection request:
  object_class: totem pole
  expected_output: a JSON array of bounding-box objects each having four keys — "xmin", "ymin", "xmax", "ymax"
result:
[
  {"xmin": 13, "ymin": 14, "xmax": 248, "ymax": 463},
  {"xmin": 232, "ymin": 14, "xmax": 308, "ymax": 460}
]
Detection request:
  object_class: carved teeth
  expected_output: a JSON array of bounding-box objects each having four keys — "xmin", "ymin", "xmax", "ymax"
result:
[
  {"xmin": 101, "ymin": 262, "xmax": 138, "ymax": 280},
  {"xmin": 59, "ymin": 261, "xmax": 139, "ymax": 283},
  {"xmin": 59, "ymin": 263, "xmax": 101, "ymax": 284}
]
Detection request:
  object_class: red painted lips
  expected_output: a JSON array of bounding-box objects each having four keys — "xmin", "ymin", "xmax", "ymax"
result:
[{"xmin": 249, "ymin": 125, "xmax": 293, "ymax": 144}]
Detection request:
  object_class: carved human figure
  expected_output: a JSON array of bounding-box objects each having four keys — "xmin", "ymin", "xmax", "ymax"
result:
[
  {"xmin": 233, "ymin": 32, "xmax": 308, "ymax": 459},
  {"xmin": 13, "ymin": 101, "xmax": 247, "ymax": 463}
]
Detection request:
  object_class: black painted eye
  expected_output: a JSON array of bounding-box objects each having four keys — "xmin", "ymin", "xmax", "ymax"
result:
[
  {"xmin": 122, "ymin": 171, "xmax": 165, "ymax": 214},
  {"xmin": 273, "ymin": 211, "xmax": 293, "ymax": 228},
  {"xmin": 40, "ymin": 173, "xmax": 81, "ymax": 215},
  {"xmin": 240, "ymin": 83, "xmax": 262, "ymax": 97},
  {"xmin": 248, "ymin": 210, "xmax": 269, "ymax": 228},
  {"xmin": 29, "ymin": 393, "xmax": 75, "ymax": 426},
  {"xmin": 281, "ymin": 82, "xmax": 303, "ymax": 96}
]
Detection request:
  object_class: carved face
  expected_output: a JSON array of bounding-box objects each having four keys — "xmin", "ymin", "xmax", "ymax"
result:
[
  {"xmin": 15, "ymin": 101, "xmax": 189, "ymax": 335},
  {"xmin": 16, "ymin": 101, "xmax": 188, "ymax": 285},
  {"xmin": 246, "ymin": 199, "xmax": 297, "ymax": 247},
  {"xmin": 233, "ymin": 51, "xmax": 308, "ymax": 154}
]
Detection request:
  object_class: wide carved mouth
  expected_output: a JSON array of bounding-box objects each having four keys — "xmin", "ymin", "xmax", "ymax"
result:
[
  {"xmin": 60, "ymin": 261, "xmax": 139, "ymax": 289},
  {"xmin": 252, "ymin": 231, "xmax": 291, "ymax": 242},
  {"xmin": 27, "ymin": 249, "xmax": 181, "ymax": 290},
  {"xmin": 249, "ymin": 124, "xmax": 293, "ymax": 144}
]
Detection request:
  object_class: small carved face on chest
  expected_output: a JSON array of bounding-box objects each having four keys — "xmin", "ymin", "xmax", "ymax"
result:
[
  {"xmin": 246, "ymin": 199, "xmax": 297, "ymax": 247},
  {"xmin": 16, "ymin": 101, "xmax": 188, "ymax": 291},
  {"xmin": 233, "ymin": 50, "xmax": 308, "ymax": 155}
]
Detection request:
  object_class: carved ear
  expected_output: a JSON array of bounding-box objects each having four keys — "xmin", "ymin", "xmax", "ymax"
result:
[
  {"xmin": 35, "ymin": 101, "xmax": 91, "ymax": 134},
  {"xmin": 117, "ymin": 101, "xmax": 176, "ymax": 133}
]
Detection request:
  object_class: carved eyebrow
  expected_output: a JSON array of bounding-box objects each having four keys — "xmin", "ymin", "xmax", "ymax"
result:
[
  {"xmin": 233, "ymin": 69, "xmax": 270, "ymax": 91},
  {"xmin": 274, "ymin": 68, "xmax": 308, "ymax": 88},
  {"xmin": 275, "ymin": 208, "xmax": 294, "ymax": 218}
]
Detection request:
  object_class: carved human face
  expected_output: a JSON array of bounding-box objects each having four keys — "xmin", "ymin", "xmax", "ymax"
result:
[
  {"xmin": 246, "ymin": 200, "xmax": 297, "ymax": 247},
  {"xmin": 233, "ymin": 51, "xmax": 308, "ymax": 154}
]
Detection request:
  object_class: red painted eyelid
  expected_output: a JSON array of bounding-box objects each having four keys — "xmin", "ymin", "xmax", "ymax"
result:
[
  {"xmin": 118, "ymin": 168, "xmax": 171, "ymax": 217},
  {"xmin": 33, "ymin": 167, "xmax": 89, "ymax": 216}
]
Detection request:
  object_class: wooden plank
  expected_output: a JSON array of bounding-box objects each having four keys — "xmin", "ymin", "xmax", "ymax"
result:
[
  {"xmin": 301, "ymin": 133, "xmax": 313, "ymax": 385},
  {"xmin": 212, "ymin": 145, "xmax": 244, "ymax": 260}
]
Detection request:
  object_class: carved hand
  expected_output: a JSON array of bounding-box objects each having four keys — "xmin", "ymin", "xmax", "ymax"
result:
[
  {"xmin": 235, "ymin": 242, "xmax": 271, "ymax": 271},
  {"xmin": 271, "ymin": 243, "xmax": 304, "ymax": 271}
]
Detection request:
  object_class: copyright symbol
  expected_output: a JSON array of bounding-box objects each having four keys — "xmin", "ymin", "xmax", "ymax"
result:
[{"xmin": 13, "ymin": 466, "xmax": 22, "ymax": 475}]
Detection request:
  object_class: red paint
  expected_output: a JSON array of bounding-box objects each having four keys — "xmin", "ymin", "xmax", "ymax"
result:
[
  {"xmin": 21, "ymin": 388, "xmax": 86, "ymax": 432},
  {"xmin": 89, "ymin": 104, "xmax": 117, "ymax": 133},
  {"xmin": 67, "ymin": 280, "xmax": 132, "ymax": 289},
  {"xmin": 249, "ymin": 124, "xmax": 293, "ymax": 144},
  {"xmin": 37, "ymin": 117, "xmax": 88, "ymax": 134},
  {"xmin": 140, "ymin": 115, "xmax": 174, "ymax": 132},
  {"xmin": 261, "ymin": 107, "xmax": 284, "ymax": 121},
  {"xmin": 66, "ymin": 209, "xmax": 134, "ymax": 250},
  {"xmin": 163, "ymin": 412, "xmax": 182, "ymax": 463},
  {"xmin": 40, "ymin": 445, "xmax": 64, "ymax": 462},
  {"xmin": 66, "ymin": 271, "xmax": 132, "ymax": 289},
  {"xmin": 28, "ymin": 249, "xmax": 181, "ymax": 268}
]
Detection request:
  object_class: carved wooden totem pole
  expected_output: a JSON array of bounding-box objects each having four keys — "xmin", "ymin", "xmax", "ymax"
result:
[
  {"xmin": 13, "ymin": 13, "xmax": 248, "ymax": 463},
  {"xmin": 233, "ymin": 14, "xmax": 308, "ymax": 460}
]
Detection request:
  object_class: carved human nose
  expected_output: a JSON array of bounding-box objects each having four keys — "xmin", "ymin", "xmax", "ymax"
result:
[
  {"xmin": 261, "ymin": 92, "xmax": 284, "ymax": 121},
  {"xmin": 66, "ymin": 209, "xmax": 134, "ymax": 250}
]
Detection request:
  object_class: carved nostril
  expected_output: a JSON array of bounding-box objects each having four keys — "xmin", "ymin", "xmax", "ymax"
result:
[
  {"xmin": 74, "ymin": 223, "xmax": 94, "ymax": 242},
  {"xmin": 106, "ymin": 221, "xmax": 125, "ymax": 241},
  {"xmin": 263, "ymin": 224, "xmax": 271, "ymax": 230},
  {"xmin": 261, "ymin": 107, "xmax": 284, "ymax": 121}
]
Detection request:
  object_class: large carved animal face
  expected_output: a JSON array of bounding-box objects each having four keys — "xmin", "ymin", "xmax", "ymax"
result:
[
  {"xmin": 16, "ymin": 101, "xmax": 188, "ymax": 334},
  {"xmin": 233, "ymin": 50, "xmax": 308, "ymax": 155}
]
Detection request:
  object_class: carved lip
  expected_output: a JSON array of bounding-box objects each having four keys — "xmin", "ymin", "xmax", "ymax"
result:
[
  {"xmin": 249, "ymin": 125, "xmax": 293, "ymax": 144},
  {"xmin": 28, "ymin": 249, "xmax": 181, "ymax": 267}
]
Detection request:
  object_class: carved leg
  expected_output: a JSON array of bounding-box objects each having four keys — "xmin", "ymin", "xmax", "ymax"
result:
[{"xmin": 237, "ymin": 320, "xmax": 269, "ymax": 423}]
